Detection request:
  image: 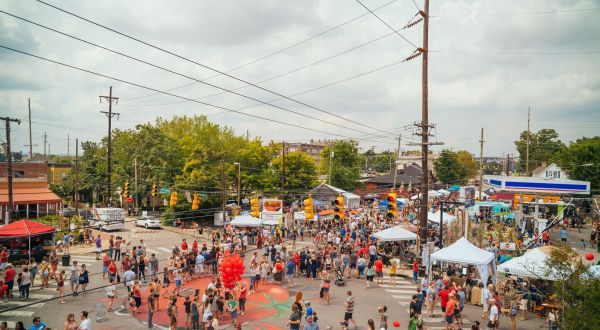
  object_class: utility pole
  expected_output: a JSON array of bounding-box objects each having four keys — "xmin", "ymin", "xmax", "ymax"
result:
[
  {"xmin": 392, "ymin": 134, "xmax": 402, "ymax": 190},
  {"xmin": 328, "ymin": 149, "xmax": 334, "ymax": 185},
  {"xmin": 1, "ymin": 117, "xmax": 21, "ymax": 224},
  {"xmin": 419, "ymin": 0, "xmax": 430, "ymax": 247},
  {"xmin": 67, "ymin": 134, "xmax": 70, "ymax": 158},
  {"xmin": 99, "ymin": 86, "xmax": 119, "ymax": 206},
  {"xmin": 525, "ymin": 107, "xmax": 531, "ymax": 176},
  {"xmin": 134, "ymin": 156, "xmax": 138, "ymax": 209},
  {"xmin": 479, "ymin": 128, "xmax": 484, "ymax": 199},
  {"xmin": 48, "ymin": 143, "xmax": 50, "ymax": 156},
  {"xmin": 221, "ymin": 160, "xmax": 226, "ymax": 225},
  {"xmin": 281, "ymin": 141, "xmax": 286, "ymax": 198},
  {"xmin": 74, "ymin": 138, "xmax": 79, "ymax": 209},
  {"xmin": 42, "ymin": 132, "xmax": 48, "ymax": 157},
  {"xmin": 25, "ymin": 99, "xmax": 37, "ymax": 160}
]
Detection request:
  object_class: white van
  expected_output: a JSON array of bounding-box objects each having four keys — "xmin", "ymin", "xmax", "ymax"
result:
[{"xmin": 89, "ymin": 208, "xmax": 125, "ymax": 231}]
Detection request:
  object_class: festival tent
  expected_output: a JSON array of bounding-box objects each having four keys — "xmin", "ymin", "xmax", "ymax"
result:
[
  {"xmin": 371, "ymin": 225, "xmax": 417, "ymax": 242},
  {"xmin": 588, "ymin": 265, "xmax": 600, "ymax": 278},
  {"xmin": 430, "ymin": 237, "xmax": 497, "ymax": 289},
  {"xmin": 261, "ymin": 219, "xmax": 280, "ymax": 226},
  {"xmin": 497, "ymin": 247, "xmax": 559, "ymax": 280},
  {"xmin": 427, "ymin": 211, "xmax": 457, "ymax": 224},
  {"xmin": 229, "ymin": 215, "xmax": 262, "ymax": 227}
]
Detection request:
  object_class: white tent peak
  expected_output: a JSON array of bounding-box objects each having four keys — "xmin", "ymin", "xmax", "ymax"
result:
[
  {"xmin": 430, "ymin": 237, "xmax": 495, "ymax": 265},
  {"xmin": 371, "ymin": 225, "xmax": 417, "ymax": 242}
]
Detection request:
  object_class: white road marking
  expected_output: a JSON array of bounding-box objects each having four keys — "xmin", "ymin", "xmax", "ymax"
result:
[
  {"xmin": 0, "ymin": 301, "xmax": 45, "ymax": 307},
  {"xmin": 0, "ymin": 310, "xmax": 36, "ymax": 317},
  {"xmin": 27, "ymin": 293, "xmax": 54, "ymax": 300},
  {"xmin": 391, "ymin": 294, "xmax": 414, "ymax": 300},
  {"xmin": 385, "ymin": 289, "xmax": 417, "ymax": 294},
  {"xmin": 158, "ymin": 247, "xmax": 172, "ymax": 253}
]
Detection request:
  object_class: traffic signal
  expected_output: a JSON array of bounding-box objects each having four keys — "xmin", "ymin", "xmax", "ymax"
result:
[
  {"xmin": 303, "ymin": 195, "xmax": 314, "ymax": 220},
  {"xmin": 334, "ymin": 194, "xmax": 344, "ymax": 221},
  {"xmin": 386, "ymin": 191, "xmax": 398, "ymax": 219},
  {"xmin": 169, "ymin": 190, "xmax": 178, "ymax": 207},
  {"xmin": 151, "ymin": 183, "xmax": 158, "ymax": 197},
  {"xmin": 123, "ymin": 181, "xmax": 129, "ymax": 198},
  {"xmin": 250, "ymin": 197, "xmax": 260, "ymax": 218},
  {"xmin": 191, "ymin": 192, "xmax": 199, "ymax": 210}
]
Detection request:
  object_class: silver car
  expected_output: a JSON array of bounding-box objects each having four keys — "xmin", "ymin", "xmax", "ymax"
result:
[{"xmin": 135, "ymin": 216, "xmax": 161, "ymax": 229}]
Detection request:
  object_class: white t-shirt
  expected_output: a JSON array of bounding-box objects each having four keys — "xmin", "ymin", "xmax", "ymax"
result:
[
  {"xmin": 106, "ymin": 285, "xmax": 115, "ymax": 297},
  {"xmin": 489, "ymin": 305, "xmax": 499, "ymax": 322},
  {"xmin": 80, "ymin": 318, "xmax": 91, "ymax": 330}
]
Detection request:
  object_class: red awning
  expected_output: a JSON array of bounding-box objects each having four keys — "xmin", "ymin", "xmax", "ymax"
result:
[
  {"xmin": 0, "ymin": 187, "xmax": 61, "ymax": 204},
  {"xmin": 0, "ymin": 220, "xmax": 56, "ymax": 238},
  {"xmin": 318, "ymin": 209, "xmax": 333, "ymax": 216}
]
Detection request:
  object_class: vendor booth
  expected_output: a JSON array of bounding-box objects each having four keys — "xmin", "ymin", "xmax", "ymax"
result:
[
  {"xmin": 497, "ymin": 247, "xmax": 561, "ymax": 280},
  {"xmin": 372, "ymin": 225, "xmax": 417, "ymax": 242},
  {"xmin": 427, "ymin": 211, "xmax": 457, "ymax": 224},
  {"xmin": 228, "ymin": 215, "xmax": 262, "ymax": 227},
  {"xmin": 430, "ymin": 238, "xmax": 497, "ymax": 303},
  {"xmin": 0, "ymin": 220, "xmax": 56, "ymax": 263}
]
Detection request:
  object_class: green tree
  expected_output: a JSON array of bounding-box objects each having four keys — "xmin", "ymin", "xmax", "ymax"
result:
[
  {"xmin": 514, "ymin": 129, "xmax": 566, "ymax": 173},
  {"xmin": 482, "ymin": 162, "xmax": 503, "ymax": 175},
  {"xmin": 434, "ymin": 150, "xmax": 464, "ymax": 185},
  {"xmin": 542, "ymin": 244, "xmax": 600, "ymax": 330},
  {"xmin": 554, "ymin": 136, "xmax": 600, "ymax": 191},
  {"xmin": 320, "ymin": 140, "xmax": 362, "ymax": 190},
  {"xmin": 271, "ymin": 151, "xmax": 318, "ymax": 192},
  {"xmin": 455, "ymin": 150, "xmax": 477, "ymax": 179}
]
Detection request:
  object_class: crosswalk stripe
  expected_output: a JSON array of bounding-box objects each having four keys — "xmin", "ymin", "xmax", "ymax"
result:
[
  {"xmin": 146, "ymin": 248, "xmax": 160, "ymax": 255},
  {"xmin": 398, "ymin": 301, "xmax": 410, "ymax": 306},
  {"xmin": 6, "ymin": 322, "xmax": 15, "ymax": 329},
  {"xmin": 391, "ymin": 294, "xmax": 414, "ymax": 300},
  {"xmin": 0, "ymin": 310, "xmax": 36, "ymax": 317},
  {"xmin": 385, "ymin": 289, "xmax": 417, "ymax": 294},
  {"xmin": 0, "ymin": 301, "xmax": 45, "ymax": 307},
  {"xmin": 158, "ymin": 247, "xmax": 172, "ymax": 253}
]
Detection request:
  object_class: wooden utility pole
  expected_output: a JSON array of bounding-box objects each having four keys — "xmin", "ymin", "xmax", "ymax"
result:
[
  {"xmin": 479, "ymin": 128, "xmax": 484, "ymax": 199},
  {"xmin": 1, "ymin": 117, "xmax": 21, "ymax": 224},
  {"xmin": 281, "ymin": 141, "xmax": 286, "ymax": 198},
  {"xmin": 221, "ymin": 160, "xmax": 226, "ymax": 224},
  {"xmin": 419, "ymin": 0, "xmax": 430, "ymax": 246},
  {"xmin": 328, "ymin": 149, "xmax": 334, "ymax": 185},
  {"xmin": 42, "ymin": 132, "xmax": 48, "ymax": 157},
  {"xmin": 99, "ymin": 86, "xmax": 119, "ymax": 205},
  {"xmin": 392, "ymin": 134, "xmax": 402, "ymax": 190},
  {"xmin": 67, "ymin": 134, "xmax": 70, "ymax": 158},
  {"xmin": 525, "ymin": 107, "xmax": 531, "ymax": 176},
  {"xmin": 25, "ymin": 99, "xmax": 37, "ymax": 159},
  {"xmin": 74, "ymin": 138, "xmax": 79, "ymax": 209}
]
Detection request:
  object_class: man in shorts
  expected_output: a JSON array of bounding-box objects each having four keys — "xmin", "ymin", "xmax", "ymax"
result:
[
  {"xmin": 0, "ymin": 247, "xmax": 8, "ymax": 270},
  {"xmin": 343, "ymin": 290, "xmax": 358, "ymax": 329},
  {"xmin": 95, "ymin": 235, "xmax": 102, "ymax": 260},
  {"xmin": 70, "ymin": 261, "xmax": 80, "ymax": 296}
]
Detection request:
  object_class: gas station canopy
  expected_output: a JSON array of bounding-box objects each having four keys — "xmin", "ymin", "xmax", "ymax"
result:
[{"xmin": 483, "ymin": 175, "xmax": 590, "ymax": 195}]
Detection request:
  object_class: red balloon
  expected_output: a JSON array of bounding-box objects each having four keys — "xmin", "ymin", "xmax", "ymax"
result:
[
  {"xmin": 586, "ymin": 253, "xmax": 595, "ymax": 261},
  {"xmin": 393, "ymin": 320, "xmax": 400, "ymax": 327}
]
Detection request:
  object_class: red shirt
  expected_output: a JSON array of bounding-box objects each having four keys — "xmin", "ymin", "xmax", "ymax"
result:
[
  {"xmin": 293, "ymin": 254, "xmax": 300, "ymax": 265},
  {"xmin": 108, "ymin": 263, "xmax": 117, "ymax": 274},
  {"xmin": 275, "ymin": 262, "xmax": 283, "ymax": 273},
  {"xmin": 445, "ymin": 299, "xmax": 455, "ymax": 316},
  {"xmin": 182, "ymin": 241, "xmax": 188, "ymax": 251},
  {"xmin": 103, "ymin": 255, "xmax": 111, "ymax": 267},
  {"xmin": 4, "ymin": 268, "xmax": 16, "ymax": 282},
  {"xmin": 0, "ymin": 251, "xmax": 8, "ymax": 263},
  {"xmin": 192, "ymin": 241, "xmax": 198, "ymax": 251},
  {"xmin": 439, "ymin": 289, "xmax": 450, "ymax": 308},
  {"xmin": 374, "ymin": 260, "xmax": 383, "ymax": 273},
  {"xmin": 542, "ymin": 231, "xmax": 549, "ymax": 241},
  {"xmin": 412, "ymin": 261, "xmax": 419, "ymax": 272}
]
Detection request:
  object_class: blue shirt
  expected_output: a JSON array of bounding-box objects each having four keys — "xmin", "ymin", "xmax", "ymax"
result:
[
  {"xmin": 306, "ymin": 306, "xmax": 313, "ymax": 316},
  {"xmin": 287, "ymin": 261, "xmax": 295, "ymax": 275},
  {"xmin": 29, "ymin": 322, "xmax": 46, "ymax": 330},
  {"xmin": 560, "ymin": 229, "xmax": 567, "ymax": 239}
]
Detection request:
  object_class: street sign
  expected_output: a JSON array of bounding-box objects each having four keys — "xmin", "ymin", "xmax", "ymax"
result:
[
  {"xmin": 159, "ymin": 187, "xmax": 171, "ymax": 195},
  {"xmin": 185, "ymin": 190, "xmax": 192, "ymax": 203},
  {"xmin": 126, "ymin": 196, "xmax": 134, "ymax": 203}
]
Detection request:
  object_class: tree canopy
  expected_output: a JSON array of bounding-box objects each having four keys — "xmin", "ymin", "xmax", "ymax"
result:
[
  {"xmin": 554, "ymin": 136, "xmax": 600, "ymax": 190},
  {"xmin": 514, "ymin": 128, "xmax": 566, "ymax": 174},
  {"xmin": 320, "ymin": 140, "xmax": 362, "ymax": 190}
]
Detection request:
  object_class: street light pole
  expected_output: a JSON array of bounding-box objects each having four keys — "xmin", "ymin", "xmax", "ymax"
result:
[
  {"xmin": 234, "ymin": 162, "xmax": 241, "ymax": 206},
  {"xmin": 328, "ymin": 150, "xmax": 334, "ymax": 185}
]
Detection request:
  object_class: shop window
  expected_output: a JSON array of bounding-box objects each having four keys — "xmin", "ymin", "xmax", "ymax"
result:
[{"xmin": 15, "ymin": 171, "xmax": 25, "ymax": 178}]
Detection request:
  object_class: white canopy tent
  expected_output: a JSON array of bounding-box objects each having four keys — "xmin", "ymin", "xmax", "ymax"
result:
[
  {"xmin": 261, "ymin": 219, "xmax": 280, "ymax": 226},
  {"xmin": 371, "ymin": 225, "xmax": 417, "ymax": 242},
  {"xmin": 229, "ymin": 215, "xmax": 262, "ymax": 227},
  {"xmin": 427, "ymin": 211, "xmax": 457, "ymax": 224},
  {"xmin": 497, "ymin": 248, "xmax": 558, "ymax": 280},
  {"xmin": 430, "ymin": 238, "xmax": 497, "ymax": 289}
]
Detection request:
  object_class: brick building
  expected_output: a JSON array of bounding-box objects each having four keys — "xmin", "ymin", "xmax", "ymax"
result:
[
  {"xmin": 284, "ymin": 139, "xmax": 334, "ymax": 168},
  {"xmin": 0, "ymin": 162, "xmax": 61, "ymax": 222}
]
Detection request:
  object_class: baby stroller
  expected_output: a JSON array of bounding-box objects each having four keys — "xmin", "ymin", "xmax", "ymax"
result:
[{"xmin": 334, "ymin": 267, "xmax": 345, "ymax": 286}]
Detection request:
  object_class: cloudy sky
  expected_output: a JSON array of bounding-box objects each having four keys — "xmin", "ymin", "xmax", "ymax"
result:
[{"xmin": 1, "ymin": 0, "xmax": 599, "ymax": 158}]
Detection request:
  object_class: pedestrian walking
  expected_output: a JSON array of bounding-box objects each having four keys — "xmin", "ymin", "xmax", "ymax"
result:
[
  {"xmin": 69, "ymin": 261, "xmax": 80, "ymax": 296},
  {"xmin": 148, "ymin": 287, "xmax": 156, "ymax": 328},
  {"xmin": 106, "ymin": 277, "xmax": 117, "ymax": 312},
  {"xmin": 20, "ymin": 267, "xmax": 31, "ymax": 300},
  {"xmin": 343, "ymin": 290, "xmax": 358, "ymax": 329},
  {"xmin": 56, "ymin": 270, "xmax": 65, "ymax": 303},
  {"xmin": 95, "ymin": 234, "xmax": 103, "ymax": 260}
]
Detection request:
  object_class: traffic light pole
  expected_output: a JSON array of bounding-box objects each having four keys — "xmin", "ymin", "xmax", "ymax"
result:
[{"xmin": 1, "ymin": 117, "xmax": 21, "ymax": 224}]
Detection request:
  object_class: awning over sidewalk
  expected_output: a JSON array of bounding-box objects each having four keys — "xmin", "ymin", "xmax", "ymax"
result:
[{"xmin": 0, "ymin": 187, "xmax": 61, "ymax": 204}]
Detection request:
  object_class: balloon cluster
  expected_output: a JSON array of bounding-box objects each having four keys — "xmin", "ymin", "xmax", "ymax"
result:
[{"xmin": 219, "ymin": 250, "xmax": 245, "ymax": 289}]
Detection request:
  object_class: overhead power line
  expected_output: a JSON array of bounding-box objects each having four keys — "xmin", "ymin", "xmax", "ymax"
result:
[
  {"xmin": 35, "ymin": 0, "xmax": 397, "ymax": 136},
  {"xmin": 431, "ymin": 7, "xmax": 600, "ymax": 17},
  {"xmin": 1, "ymin": 10, "xmax": 390, "ymax": 138},
  {"xmin": 123, "ymin": 0, "xmax": 400, "ymax": 103},
  {"xmin": 353, "ymin": 0, "xmax": 419, "ymax": 49},
  {"xmin": 0, "ymin": 45, "xmax": 398, "ymax": 145}
]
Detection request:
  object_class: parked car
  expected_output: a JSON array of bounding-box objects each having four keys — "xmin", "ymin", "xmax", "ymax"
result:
[{"xmin": 135, "ymin": 216, "xmax": 161, "ymax": 229}]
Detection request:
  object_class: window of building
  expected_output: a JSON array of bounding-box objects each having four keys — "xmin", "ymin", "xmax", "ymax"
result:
[{"xmin": 15, "ymin": 170, "xmax": 25, "ymax": 178}]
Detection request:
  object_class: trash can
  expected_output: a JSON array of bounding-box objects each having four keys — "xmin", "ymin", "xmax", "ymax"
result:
[{"xmin": 62, "ymin": 254, "xmax": 71, "ymax": 267}]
